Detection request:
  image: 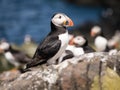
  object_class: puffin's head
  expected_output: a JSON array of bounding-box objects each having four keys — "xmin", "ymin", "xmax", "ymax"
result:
[
  {"xmin": 73, "ymin": 36, "xmax": 86, "ymax": 46},
  {"xmin": 108, "ymin": 39, "xmax": 119, "ymax": 49},
  {"xmin": 51, "ymin": 13, "xmax": 74, "ymax": 27},
  {"xmin": 90, "ymin": 26, "xmax": 102, "ymax": 37},
  {"xmin": 0, "ymin": 41, "xmax": 10, "ymax": 53}
]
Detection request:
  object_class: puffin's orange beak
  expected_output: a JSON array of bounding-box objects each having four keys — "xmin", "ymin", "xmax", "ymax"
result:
[
  {"xmin": 69, "ymin": 37, "xmax": 74, "ymax": 45},
  {"xmin": 68, "ymin": 18, "xmax": 74, "ymax": 26},
  {"xmin": 91, "ymin": 31, "xmax": 96, "ymax": 37},
  {"xmin": 64, "ymin": 18, "xmax": 74, "ymax": 27}
]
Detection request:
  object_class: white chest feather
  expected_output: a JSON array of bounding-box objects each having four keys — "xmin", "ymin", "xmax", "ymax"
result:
[
  {"xmin": 66, "ymin": 45, "xmax": 75, "ymax": 51},
  {"xmin": 66, "ymin": 45, "xmax": 84, "ymax": 56},
  {"xmin": 58, "ymin": 31, "xmax": 69, "ymax": 47},
  {"xmin": 95, "ymin": 36, "xmax": 108, "ymax": 51},
  {"xmin": 73, "ymin": 47, "xmax": 84, "ymax": 56},
  {"xmin": 58, "ymin": 45, "xmax": 84, "ymax": 63},
  {"xmin": 5, "ymin": 52, "xmax": 15, "ymax": 60},
  {"xmin": 47, "ymin": 31, "xmax": 69, "ymax": 64},
  {"xmin": 4, "ymin": 52, "xmax": 19, "ymax": 67}
]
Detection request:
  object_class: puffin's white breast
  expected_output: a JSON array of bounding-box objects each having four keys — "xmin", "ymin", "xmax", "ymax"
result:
[
  {"xmin": 73, "ymin": 47, "xmax": 84, "ymax": 56},
  {"xmin": 4, "ymin": 52, "xmax": 20, "ymax": 67},
  {"xmin": 95, "ymin": 36, "xmax": 108, "ymax": 51},
  {"xmin": 47, "ymin": 31, "xmax": 69, "ymax": 64},
  {"xmin": 66, "ymin": 45, "xmax": 84, "ymax": 56},
  {"xmin": 59, "ymin": 31, "xmax": 69, "ymax": 47}
]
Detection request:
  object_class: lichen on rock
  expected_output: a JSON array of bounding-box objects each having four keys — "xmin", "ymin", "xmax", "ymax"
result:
[{"xmin": 0, "ymin": 51, "xmax": 120, "ymax": 90}]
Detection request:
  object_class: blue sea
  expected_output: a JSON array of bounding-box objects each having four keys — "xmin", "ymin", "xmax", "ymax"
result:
[{"xmin": 0, "ymin": 0, "xmax": 104, "ymax": 44}]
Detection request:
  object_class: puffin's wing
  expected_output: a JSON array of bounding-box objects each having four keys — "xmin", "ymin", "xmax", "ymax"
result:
[
  {"xmin": 62, "ymin": 50, "xmax": 74, "ymax": 61},
  {"xmin": 84, "ymin": 46, "xmax": 95, "ymax": 53},
  {"xmin": 34, "ymin": 36, "xmax": 61, "ymax": 59},
  {"xmin": 26, "ymin": 36, "xmax": 61, "ymax": 68}
]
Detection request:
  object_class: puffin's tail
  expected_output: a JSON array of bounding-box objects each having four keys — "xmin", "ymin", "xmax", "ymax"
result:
[{"xmin": 25, "ymin": 58, "xmax": 46, "ymax": 69}]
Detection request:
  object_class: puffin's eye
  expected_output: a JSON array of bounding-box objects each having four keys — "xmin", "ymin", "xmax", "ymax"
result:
[{"xmin": 59, "ymin": 16, "xmax": 61, "ymax": 19}]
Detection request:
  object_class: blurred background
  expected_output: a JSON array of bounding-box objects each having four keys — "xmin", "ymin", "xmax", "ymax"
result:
[{"xmin": 0, "ymin": 0, "xmax": 119, "ymax": 72}]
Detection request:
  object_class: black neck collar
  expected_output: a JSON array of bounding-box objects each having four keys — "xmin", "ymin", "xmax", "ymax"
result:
[
  {"xmin": 4, "ymin": 46, "xmax": 13, "ymax": 52},
  {"xmin": 50, "ymin": 22, "xmax": 66, "ymax": 34}
]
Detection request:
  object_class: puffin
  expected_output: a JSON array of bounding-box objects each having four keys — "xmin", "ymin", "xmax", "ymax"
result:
[
  {"xmin": 26, "ymin": 13, "xmax": 74, "ymax": 68},
  {"xmin": 90, "ymin": 25, "xmax": 109, "ymax": 52},
  {"xmin": 107, "ymin": 39, "xmax": 119, "ymax": 50},
  {"xmin": 108, "ymin": 30, "xmax": 120, "ymax": 49},
  {"xmin": 107, "ymin": 38, "xmax": 119, "ymax": 55},
  {"xmin": 0, "ymin": 41, "xmax": 32, "ymax": 72},
  {"xmin": 73, "ymin": 35, "xmax": 95, "ymax": 53},
  {"xmin": 58, "ymin": 35, "xmax": 94, "ymax": 63},
  {"xmin": 21, "ymin": 34, "xmax": 37, "ymax": 57}
]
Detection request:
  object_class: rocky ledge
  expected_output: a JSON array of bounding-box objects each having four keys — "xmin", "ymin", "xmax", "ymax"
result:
[{"xmin": 0, "ymin": 51, "xmax": 120, "ymax": 90}]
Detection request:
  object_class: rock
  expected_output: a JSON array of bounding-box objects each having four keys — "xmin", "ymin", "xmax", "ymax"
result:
[{"xmin": 0, "ymin": 51, "xmax": 120, "ymax": 90}]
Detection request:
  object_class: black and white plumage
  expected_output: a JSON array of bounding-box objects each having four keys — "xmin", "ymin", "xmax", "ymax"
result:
[
  {"xmin": 0, "ymin": 41, "xmax": 32, "ymax": 71},
  {"xmin": 107, "ymin": 39, "xmax": 118, "ymax": 50},
  {"xmin": 107, "ymin": 30, "xmax": 120, "ymax": 50},
  {"xmin": 73, "ymin": 35, "xmax": 95, "ymax": 53},
  {"xmin": 26, "ymin": 13, "xmax": 74, "ymax": 68},
  {"xmin": 58, "ymin": 35, "xmax": 94, "ymax": 63},
  {"xmin": 90, "ymin": 26, "xmax": 109, "ymax": 52},
  {"xmin": 107, "ymin": 38, "xmax": 119, "ymax": 55}
]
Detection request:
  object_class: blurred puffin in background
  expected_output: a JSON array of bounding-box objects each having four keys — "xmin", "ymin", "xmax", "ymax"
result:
[
  {"xmin": 73, "ymin": 35, "xmax": 95, "ymax": 53},
  {"xmin": 107, "ymin": 39, "xmax": 118, "ymax": 55},
  {"xmin": 26, "ymin": 13, "xmax": 74, "ymax": 68},
  {"xmin": 107, "ymin": 39, "xmax": 119, "ymax": 50},
  {"xmin": 90, "ymin": 25, "xmax": 109, "ymax": 52},
  {"xmin": 108, "ymin": 30, "xmax": 120, "ymax": 49},
  {"xmin": 21, "ymin": 34, "xmax": 37, "ymax": 58},
  {"xmin": 107, "ymin": 32, "xmax": 120, "ymax": 55},
  {"xmin": 58, "ymin": 35, "xmax": 95, "ymax": 63},
  {"xmin": 0, "ymin": 40, "xmax": 32, "ymax": 73}
]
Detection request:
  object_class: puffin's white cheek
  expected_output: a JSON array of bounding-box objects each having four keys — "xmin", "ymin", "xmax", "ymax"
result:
[
  {"xmin": 0, "ymin": 44, "xmax": 9, "ymax": 50},
  {"xmin": 52, "ymin": 19, "xmax": 63, "ymax": 26},
  {"xmin": 74, "ymin": 39, "xmax": 80, "ymax": 44},
  {"xmin": 56, "ymin": 19, "xmax": 63, "ymax": 25},
  {"xmin": 78, "ymin": 41, "xmax": 83, "ymax": 46}
]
